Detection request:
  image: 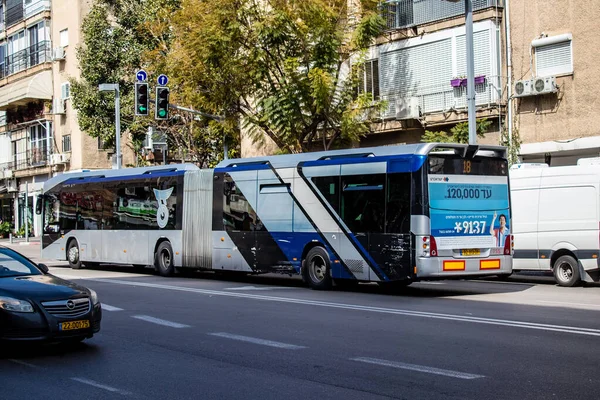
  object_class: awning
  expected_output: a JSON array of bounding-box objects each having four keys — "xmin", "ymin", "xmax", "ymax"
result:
[{"xmin": 0, "ymin": 70, "xmax": 53, "ymax": 111}]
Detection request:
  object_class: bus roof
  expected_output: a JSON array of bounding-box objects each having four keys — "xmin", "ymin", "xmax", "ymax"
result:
[
  {"xmin": 43, "ymin": 163, "xmax": 199, "ymax": 192},
  {"xmin": 216, "ymin": 142, "xmax": 507, "ymax": 170}
]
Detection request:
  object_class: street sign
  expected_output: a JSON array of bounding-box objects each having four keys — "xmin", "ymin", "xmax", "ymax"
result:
[
  {"xmin": 157, "ymin": 74, "xmax": 169, "ymax": 86},
  {"xmin": 136, "ymin": 70, "xmax": 148, "ymax": 82}
]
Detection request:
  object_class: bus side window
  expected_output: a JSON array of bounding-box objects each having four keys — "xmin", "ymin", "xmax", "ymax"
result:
[{"xmin": 386, "ymin": 173, "xmax": 411, "ymax": 234}]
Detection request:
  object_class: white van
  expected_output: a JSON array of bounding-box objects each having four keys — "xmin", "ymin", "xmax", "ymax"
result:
[{"xmin": 510, "ymin": 159, "xmax": 600, "ymax": 286}]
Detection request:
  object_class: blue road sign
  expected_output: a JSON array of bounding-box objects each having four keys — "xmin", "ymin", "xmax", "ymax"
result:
[
  {"xmin": 157, "ymin": 74, "xmax": 169, "ymax": 86},
  {"xmin": 136, "ymin": 70, "xmax": 147, "ymax": 82}
]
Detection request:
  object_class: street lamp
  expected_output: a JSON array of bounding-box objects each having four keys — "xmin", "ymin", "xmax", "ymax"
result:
[
  {"xmin": 98, "ymin": 83, "xmax": 122, "ymax": 169},
  {"xmin": 445, "ymin": 0, "xmax": 476, "ymax": 145}
]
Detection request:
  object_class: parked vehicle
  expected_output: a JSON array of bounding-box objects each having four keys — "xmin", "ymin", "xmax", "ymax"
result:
[
  {"xmin": 510, "ymin": 159, "xmax": 600, "ymax": 286},
  {"xmin": 0, "ymin": 246, "xmax": 102, "ymax": 342}
]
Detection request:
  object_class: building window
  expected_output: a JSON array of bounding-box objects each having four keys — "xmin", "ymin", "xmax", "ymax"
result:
[
  {"xmin": 357, "ymin": 59, "xmax": 380, "ymax": 100},
  {"xmin": 61, "ymin": 82, "xmax": 70, "ymax": 100},
  {"xmin": 60, "ymin": 29, "xmax": 68, "ymax": 47},
  {"xmin": 29, "ymin": 125, "xmax": 49, "ymax": 164},
  {"xmin": 62, "ymin": 135, "xmax": 71, "ymax": 153},
  {"xmin": 533, "ymin": 34, "xmax": 573, "ymax": 77}
]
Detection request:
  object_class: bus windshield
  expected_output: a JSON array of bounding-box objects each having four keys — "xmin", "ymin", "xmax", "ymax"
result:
[{"xmin": 427, "ymin": 154, "xmax": 510, "ymax": 249}]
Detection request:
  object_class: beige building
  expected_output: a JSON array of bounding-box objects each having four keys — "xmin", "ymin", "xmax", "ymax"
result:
[
  {"xmin": 0, "ymin": 0, "xmax": 130, "ymax": 237},
  {"xmin": 508, "ymin": 0, "xmax": 600, "ymax": 165}
]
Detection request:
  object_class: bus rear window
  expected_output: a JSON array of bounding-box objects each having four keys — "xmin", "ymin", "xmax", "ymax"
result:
[{"xmin": 428, "ymin": 155, "xmax": 507, "ymax": 176}]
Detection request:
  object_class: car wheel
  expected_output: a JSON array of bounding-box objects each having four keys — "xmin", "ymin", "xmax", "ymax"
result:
[
  {"xmin": 303, "ymin": 247, "xmax": 332, "ymax": 290},
  {"xmin": 67, "ymin": 240, "xmax": 82, "ymax": 270},
  {"xmin": 553, "ymin": 255, "xmax": 581, "ymax": 287},
  {"xmin": 155, "ymin": 241, "xmax": 175, "ymax": 277}
]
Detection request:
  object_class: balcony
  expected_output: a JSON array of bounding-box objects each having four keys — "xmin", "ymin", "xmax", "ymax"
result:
[
  {"xmin": 0, "ymin": 148, "xmax": 48, "ymax": 172},
  {"xmin": 0, "ymin": 40, "xmax": 51, "ymax": 79},
  {"xmin": 380, "ymin": 74, "xmax": 504, "ymax": 119},
  {"xmin": 5, "ymin": 0, "xmax": 50, "ymax": 29},
  {"xmin": 381, "ymin": 0, "xmax": 503, "ymax": 30}
]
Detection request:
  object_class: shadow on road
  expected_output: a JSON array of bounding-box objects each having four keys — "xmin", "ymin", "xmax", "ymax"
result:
[{"xmin": 0, "ymin": 340, "xmax": 99, "ymax": 361}]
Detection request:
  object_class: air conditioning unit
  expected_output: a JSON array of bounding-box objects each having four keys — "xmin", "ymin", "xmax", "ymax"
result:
[
  {"xmin": 52, "ymin": 98, "xmax": 66, "ymax": 114},
  {"xmin": 395, "ymin": 97, "xmax": 420, "ymax": 120},
  {"xmin": 50, "ymin": 153, "xmax": 70, "ymax": 165},
  {"xmin": 513, "ymin": 79, "xmax": 533, "ymax": 97},
  {"xmin": 1, "ymin": 169, "xmax": 13, "ymax": 179},
  {"xmin": 532, "ymin": 76, "xmax": 557, "ymax": 95},
  {"xmin": 6, "ymin": 178, "xmax": 18, "ymax": 192},
  {"xmin": 52, "ymin": 47, "xmax": 66, "ymax": 61}
]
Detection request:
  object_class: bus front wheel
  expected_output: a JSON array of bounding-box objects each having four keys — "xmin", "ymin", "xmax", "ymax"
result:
[
  {"xmin": 155, "ymin": 241, "xmax": 175, "ymax": 277},
  {"xmin": 303, "ymin": 247, "xmax": 332, "ymax": 290},
  {"xmin": 67, "ymin": 240, "xmax": 82, "ymax": 270}
]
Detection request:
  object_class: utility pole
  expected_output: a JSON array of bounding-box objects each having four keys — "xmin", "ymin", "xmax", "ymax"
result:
[{"xmin": 98, "ymin": 83, "xmax": 121, "ymax": 169}]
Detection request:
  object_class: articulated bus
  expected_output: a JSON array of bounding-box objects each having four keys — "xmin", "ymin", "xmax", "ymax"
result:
[{"xmin": 38, "ymin": 143, "xmax": 512, "ymax": 289}]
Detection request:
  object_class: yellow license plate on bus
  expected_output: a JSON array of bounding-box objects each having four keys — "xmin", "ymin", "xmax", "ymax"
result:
[
  {"xmin": 461, "ymin": 249, "xmax": 481, "ymax": 256},
  {"xmin": 60, "ymin": 320, "xmax": 90, "ymax": 331}
]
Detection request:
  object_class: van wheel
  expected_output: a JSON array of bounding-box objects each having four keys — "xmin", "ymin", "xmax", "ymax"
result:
[
  {"xmin": 67, "ymin": 240, "xmax": 82, "ymax": 270},
  {"xmin": 155, "ymin": 241, "xmax": 175, "ymax": 277},
  {"xmin": 553, "ymin": 255, "xmax": 581, "ymax": 287},
  {"xmin": 303, "ymin": 247, "xmax": 332, "ymax": 290}
]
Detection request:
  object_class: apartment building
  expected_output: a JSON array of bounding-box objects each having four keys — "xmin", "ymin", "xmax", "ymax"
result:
[
  {"xmin": 508, "ymin": 0, "xmax": 600, "ymax": 165},
  {"xmin": 241, "ymin": 0, "xmax": 507, "ymax": 157},
  {"xmin": 0, "ymin": 0, "xmax": 125, "ymax": 237}
]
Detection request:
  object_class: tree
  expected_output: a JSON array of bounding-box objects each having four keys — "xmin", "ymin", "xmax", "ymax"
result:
[
  {"xmin": 163, "ymin": 0, "xmax": 386, "ymax": 154},
  {"xmin": 422, "ymin": 118, "xmax": 492, "ymax": 144}
]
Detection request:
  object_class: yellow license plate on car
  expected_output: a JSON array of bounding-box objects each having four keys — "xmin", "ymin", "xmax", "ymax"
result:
[
  {"xmin": 461, "ymin": 249, "xmax": 481, "ymax": 256},
  {"xmin": 60, "ymin": 320, "xmax": 90, "ymax": 331}
]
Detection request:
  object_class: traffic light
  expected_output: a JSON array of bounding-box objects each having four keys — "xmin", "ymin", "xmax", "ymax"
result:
[
  {"xmin": 134, "ymin": 82, "xmax": 149, "ymax": 116},
  {"xmin": 155, "ymin": 87, "xmax": 170, "ymax": 120}
]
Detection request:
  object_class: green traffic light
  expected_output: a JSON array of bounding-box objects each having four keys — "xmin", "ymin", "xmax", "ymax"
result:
[
  {"xmin": 138, "ymin": 106, "xmax": 147, "ymax": 113},
  {"xmin": 158, "ymin": 109, "xmax": 167, "ymax": 117}
]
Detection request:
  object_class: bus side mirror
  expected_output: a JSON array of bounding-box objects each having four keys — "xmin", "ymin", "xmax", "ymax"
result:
[{"xmin": 35, "ymin": 195, "xmax": 44, "ymax": 215}]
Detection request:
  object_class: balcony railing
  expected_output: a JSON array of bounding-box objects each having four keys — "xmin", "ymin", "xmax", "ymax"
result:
[
  {"xmin": 0, "ymin": 40, "xmax": 51, "ymax": 79},
  {"xmin": 380, "ymin": 74, "xmax": 504, "ymax": 119},
  {"xmin": 382, "ymin": 0, "xmax": 503, "ymax": 30},
  {"xmin": 5, "ymin": 0, "xmax": 50, "ymax": 28},
  {"xmin": 0, "ymin": 148, "xmax": 48, "ymax": 171}
]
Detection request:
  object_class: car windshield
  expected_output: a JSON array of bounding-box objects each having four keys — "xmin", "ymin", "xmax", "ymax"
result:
[{"xmin": 0, "ymin": 248, "xmax": 42, "ymax": 278}]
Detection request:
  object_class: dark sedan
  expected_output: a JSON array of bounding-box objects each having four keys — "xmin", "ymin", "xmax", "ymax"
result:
[{"xmin": 0, "ymin": 246, "xmax": 101, "ymax": 342}]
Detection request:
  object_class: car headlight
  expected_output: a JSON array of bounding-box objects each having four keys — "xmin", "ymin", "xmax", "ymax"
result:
[
  {"xmin": 89, "ymin": 289, "xmax": 100, "ymax": 306},
  {"xmin": 0, "ymin": 296, "xmax": 34, "ymax": 313}
]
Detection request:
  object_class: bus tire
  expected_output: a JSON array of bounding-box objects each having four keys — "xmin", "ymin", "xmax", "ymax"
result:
[
  {"xmin": 67, "ymin": 240, "xmax": 82, "ymax": 270},
  {"xmin": 155, "ymin": 241, "xmax": 175, "ymax": 277},
  {"xmin": 304, "ymin": 247, "xmax": 332, "ymax": 290},
  {"xmin": 553, "ymin": 255, "xmax": 581, "ymax": 287}
]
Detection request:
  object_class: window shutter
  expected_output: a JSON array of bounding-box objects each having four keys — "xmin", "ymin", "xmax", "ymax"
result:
[{"xmin": 536, "ymin": 40, "xmax": 572, "ymax": 77}]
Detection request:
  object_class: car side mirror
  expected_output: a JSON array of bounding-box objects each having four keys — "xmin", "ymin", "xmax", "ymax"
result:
[{"xmin": 38, "ymin": 263, "xmax": 49, "ymax": 274}]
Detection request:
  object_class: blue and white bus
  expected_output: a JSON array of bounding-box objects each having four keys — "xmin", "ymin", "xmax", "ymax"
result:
[{"xmin": 39, "ymin": 143, "xmax": 512, "ymax": 289}]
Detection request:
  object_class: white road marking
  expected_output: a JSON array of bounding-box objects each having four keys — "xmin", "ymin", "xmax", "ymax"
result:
[
  {"xmin": 224, "ymin": 286, "xmax": 299, "ymax": 291},
  {"xmin": 71, "ymin": 377, "xmax": 131, "ymax": 395},
  {"xmin": 209, "ymin": 332, "xmax": 306, "ymax": 349},
  {"xmin": 9, "ymin": 359, "xmax": 42, "ymax": 369},
  {"xmin": 101, "ymin": 304, "xmax": 123, "ymax": 311},
  {"xmin": 131, "ymin": 315, "xmax": 190, "ymax": 328},
  {"xmin": 351, "ymin": 357, "xmax": 485, "ymax": 380},
  {"xmin": 535, "ymin": 300, "xmax": 600, "ymax": 309},
  {"xmin": 88, "ymin": 278, "xmax": 600, "ymax": 337},
  {"xmin": 418, "ymin": 282, "xmax": 445, "ymax": 285}
]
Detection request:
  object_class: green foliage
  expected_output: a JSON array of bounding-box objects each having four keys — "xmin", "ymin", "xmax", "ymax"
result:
[
  {"xmin": 500, "ymin": 124, "xmax": 522, "ymax": 166},
  {"xmin": 0, "ymin": 221, "xmax": 11, "ymax": 236},
  {"xmin": 422, "ymin": 119, "xmax": 492, "ymax": 144},
  {"xmin": 164, "ymin": 0, "xmax": 385, "ymax": 153}
]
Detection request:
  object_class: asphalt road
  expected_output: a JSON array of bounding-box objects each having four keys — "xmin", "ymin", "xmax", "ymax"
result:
[{"xmin": 2, "ymin": 242, "xmax": 600, "ymax": 399}]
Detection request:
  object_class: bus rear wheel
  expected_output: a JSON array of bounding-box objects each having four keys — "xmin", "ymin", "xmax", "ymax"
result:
[
  {"xmin": 67, "ymin": 240, "xmax": 82, "ymax": 270},
  {"xmin": 553, "ymin": 255, "xmax": 581, "ymax": 287},
  {"xmin": 155, "ymin": 241, "xmax": 175, "ymax": 277},
  {"xmin": 303, "ymin": 247, "xmax": 332, "ymax": 290}
]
